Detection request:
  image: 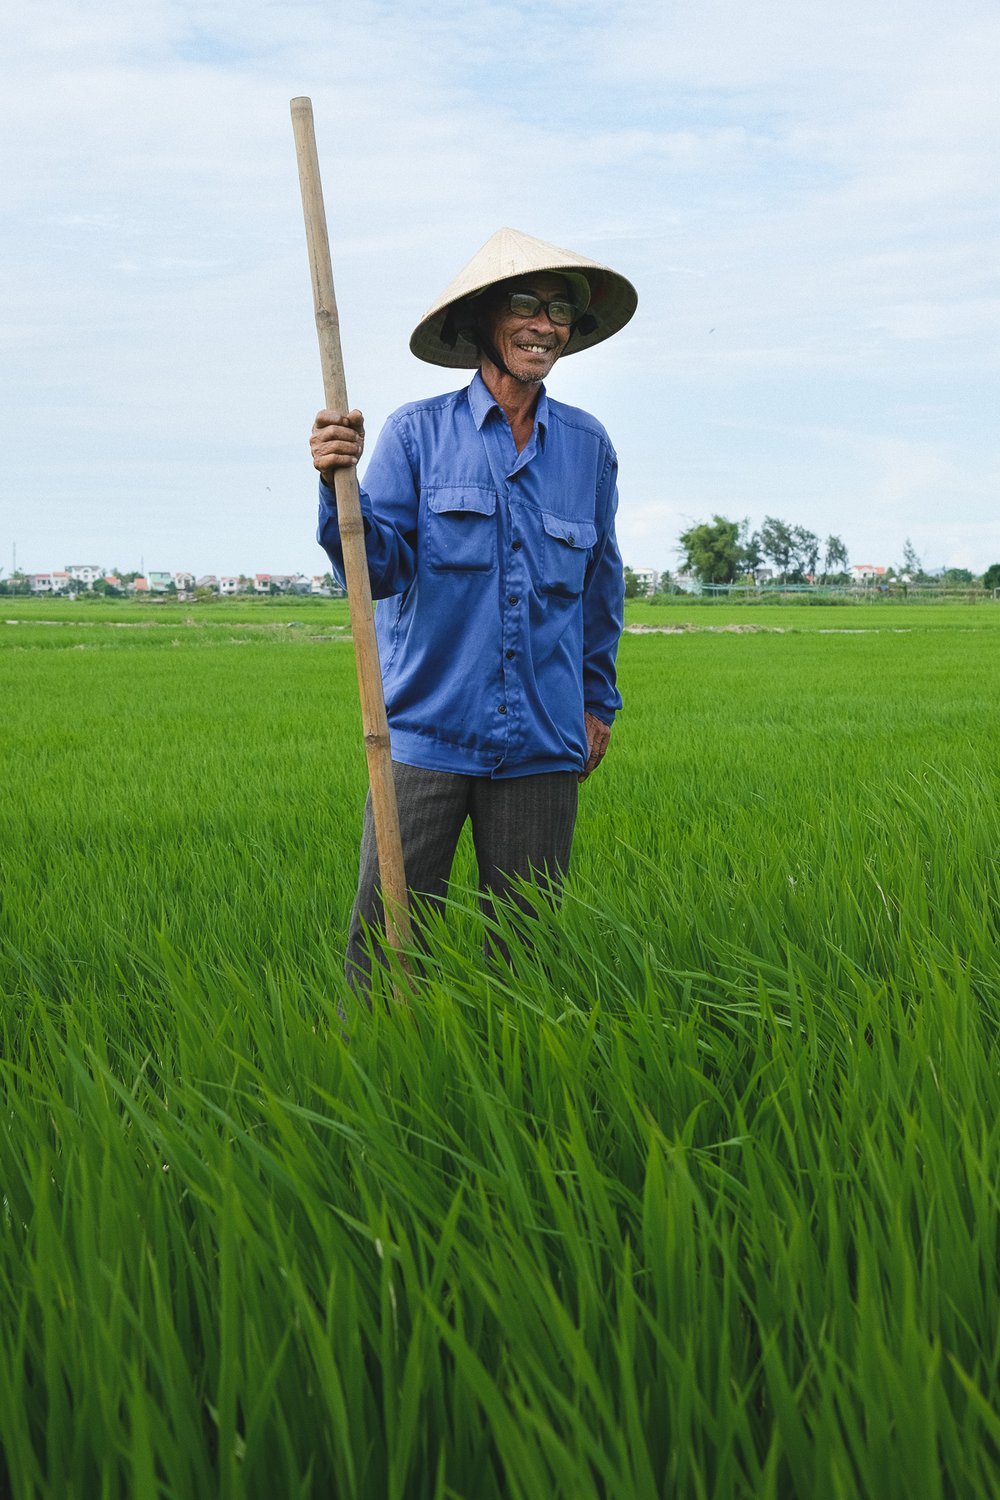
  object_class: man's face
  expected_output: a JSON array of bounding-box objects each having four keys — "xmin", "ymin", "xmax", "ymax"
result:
[{"xmin": 483, "ymin": 274, "xmax": 573, "ymax": 385}]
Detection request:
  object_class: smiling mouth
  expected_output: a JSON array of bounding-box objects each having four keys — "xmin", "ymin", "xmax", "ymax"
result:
[{"xmin": 515, "ymin": 343, "xmax": 553, "ymax": 355}]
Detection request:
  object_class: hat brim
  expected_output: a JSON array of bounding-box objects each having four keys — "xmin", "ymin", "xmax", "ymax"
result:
[{"xmin": 408, "ymin": 228, "xmax": 638, "ymax": 368}]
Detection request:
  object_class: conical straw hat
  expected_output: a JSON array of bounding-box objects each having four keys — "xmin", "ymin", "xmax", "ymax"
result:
[{"xmin": 409, "ymin": 227, "xmax": 638, "ymax": 368}]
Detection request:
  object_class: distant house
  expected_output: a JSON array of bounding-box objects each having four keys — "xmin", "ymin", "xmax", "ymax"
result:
[
  {"xmin": 672, "ymin": 572, "xmax": 703, "ymax": 595},
  {"xmin": 253, "ymin": 573, "xmax": 311, "ymax": 595},
  {"xmin": 312, "ymin": 574, "xmax": 345, "ymax": 597},
  {"xmin": 851, "ymin": 564, "xmax": 887, "ymax": 583},
  {"xmin": 631, "ymin": 567, "xmax": 659, "ymax": 597},
  {"xmin": 65, "ymin": 564, "xmax": 102, "ymax": 587},
  {"xmin": 18, "ymin": 566, "xmax": 338, "ymax": 598}
]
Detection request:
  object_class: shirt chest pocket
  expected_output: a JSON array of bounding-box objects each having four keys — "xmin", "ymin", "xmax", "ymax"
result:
[
  {"xmin": 540, "ymin": 511, "xmax": 598, "ymax": 597},
  {"xmin": 424, "ymin": 488, "xmax": 498, "ymax": 572}
]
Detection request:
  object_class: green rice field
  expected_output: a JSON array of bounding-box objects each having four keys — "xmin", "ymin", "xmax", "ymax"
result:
[{"xmin": 2, "ymin": 596, "xmax": 999, "ymax": 1498}]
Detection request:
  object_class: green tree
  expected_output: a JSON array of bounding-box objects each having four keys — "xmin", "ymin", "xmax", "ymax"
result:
[
  {"xmin": 677, "ymin": 515, "xmax": 745, "ymax": 584},
  {"xmin": 900, "ymin": 538, "xmax": 923, "ymax": 579},
  {"xmin": 823, "ymin": 534, "xmax": 849, "ymax": 580},
  {"xmin": 759, "ymin": 517, "xmax": 820, "ymax": 582},
  {"xmin": 741, "ymin": 526, "xmax": 763, "ymax": 580},
  {"xmin": 943, "ymin": 567, "xmax": 974, "ymax": 586},
  {"xmin": 623, "ymin": 566, "xmax": 642, "ymax": 599},
  {"xmin": 792, "ymin": 525, "xmax": 821, "ymax": 580},
  {"xmin": 758, "ymin": 516, "xmax": 795, "ymax": 579},
  {"xmin": 982, "ymin": 563, "xmax": 1000, "ymax": 591}
]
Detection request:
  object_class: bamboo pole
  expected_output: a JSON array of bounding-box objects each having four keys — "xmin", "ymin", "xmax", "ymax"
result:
[{"xmin": 290, "ymin": 96, "xmax": 413, "ymax": 979}]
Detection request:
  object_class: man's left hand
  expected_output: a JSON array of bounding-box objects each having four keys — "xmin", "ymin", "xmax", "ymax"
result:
[{"xmin": 579, "ymin": 711, "xmax": 612, "ymax": 782}]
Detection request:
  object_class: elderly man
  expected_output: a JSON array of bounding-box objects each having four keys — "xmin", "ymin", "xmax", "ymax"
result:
[{"xmin": 311, "ymin": 228, "xmax": 637, "ymax": 987}]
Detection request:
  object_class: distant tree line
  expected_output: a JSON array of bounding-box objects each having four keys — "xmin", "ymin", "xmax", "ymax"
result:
[
  {"xmin": 669, "ymin": 515, "xmax": 1000, "ymax": 591},
  {"xmin": 676, "ymin": 515, "xmax": 850, "ymax": 585},
  {"xmin": 4, "ymin": 544, "xmax": 999, "ymax": 601}
]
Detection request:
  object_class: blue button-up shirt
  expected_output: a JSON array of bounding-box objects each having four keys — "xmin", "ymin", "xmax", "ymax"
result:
[{"xmin": 318, "ymin": 371, "xmax": 624, "ymax": 779}]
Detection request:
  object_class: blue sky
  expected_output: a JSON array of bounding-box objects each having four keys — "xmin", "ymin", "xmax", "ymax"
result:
[{"xmin": 3, "ymin": 0, "xmax": 998, "ymax": 578}]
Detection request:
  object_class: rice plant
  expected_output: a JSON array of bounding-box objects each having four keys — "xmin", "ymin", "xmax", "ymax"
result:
[{"xmin": 1, "ymin": 600, "xmax": 998, "ymax": 1497}]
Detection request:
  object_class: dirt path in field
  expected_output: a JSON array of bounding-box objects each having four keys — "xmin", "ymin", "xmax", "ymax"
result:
[
  {"xmin": 623, "ymin": 623, "xmax": 913, "ymax": 636},
  {"xmin": 624, "ymin": 622, "xmax": 789, "ymax": 634}
]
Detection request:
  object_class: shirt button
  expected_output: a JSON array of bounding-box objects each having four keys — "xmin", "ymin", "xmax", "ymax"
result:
[
  {"xmin": 498, "ymin": 703, "xmax": 507, "ymax": 714},
  {"xmin": 512, "ymin": 540, "xmax": 522, "ymax": 551},
  {"xmin": 505, "ymin": 649, "xmax": 515, "ymax": 660},
  {"xmin": 508, "ymin": 595, "xmax": 519, "ymax": 606},
  {"xmin": 567, "ymin": 533, "xmax": 575, "ymax": 545}
]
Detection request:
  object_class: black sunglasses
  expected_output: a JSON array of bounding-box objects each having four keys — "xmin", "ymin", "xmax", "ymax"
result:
[{"xmin": 504, "ymin": 291, "xmax": 581, "ymax": 327}]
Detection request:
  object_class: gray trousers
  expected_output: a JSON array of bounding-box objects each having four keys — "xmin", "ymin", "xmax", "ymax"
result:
[{"xmin": 346, "ymin": 761, "xmax": 578, "ymax": 989}]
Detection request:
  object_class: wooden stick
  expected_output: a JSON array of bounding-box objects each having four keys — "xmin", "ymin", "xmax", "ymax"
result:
[{"xmin": 290, "ymin": 96, "xmax": 413, "ymax": 980}]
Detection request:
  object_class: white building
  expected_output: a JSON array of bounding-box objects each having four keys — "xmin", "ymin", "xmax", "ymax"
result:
[
  {"xmin": 65, "ymin": 564, "xmax": 102, "ymax": 587},
  {"xmin": 631, "ymin": 567, "xmax": 659, "ymax": 596},
  {"xmin": 672, "ymin": 572, "xmax": 703, "ymax": 595}
]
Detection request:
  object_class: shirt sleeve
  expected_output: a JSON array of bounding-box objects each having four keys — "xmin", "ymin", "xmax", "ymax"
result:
[
  {"xmin": 316, "ymin": 413, "xmax": 419, "ymax": 600},
  {"xmin": 581, "ymin": 445, "xmax": 625, "ymax": 725}
]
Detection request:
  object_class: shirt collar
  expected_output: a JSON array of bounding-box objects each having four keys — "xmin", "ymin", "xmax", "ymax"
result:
[{"xmin": 469, "ymin": 369, "xmax": 549, "ymax": 442}]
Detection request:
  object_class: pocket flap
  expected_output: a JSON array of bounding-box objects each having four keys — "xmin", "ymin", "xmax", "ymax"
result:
[
  {"xmin": 426, "ymin": 488, "xmax": 497, "ymax": 517},
  {"xmin": 540, "ymin": 512, "xmax": 597, "ymax": 550}
]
